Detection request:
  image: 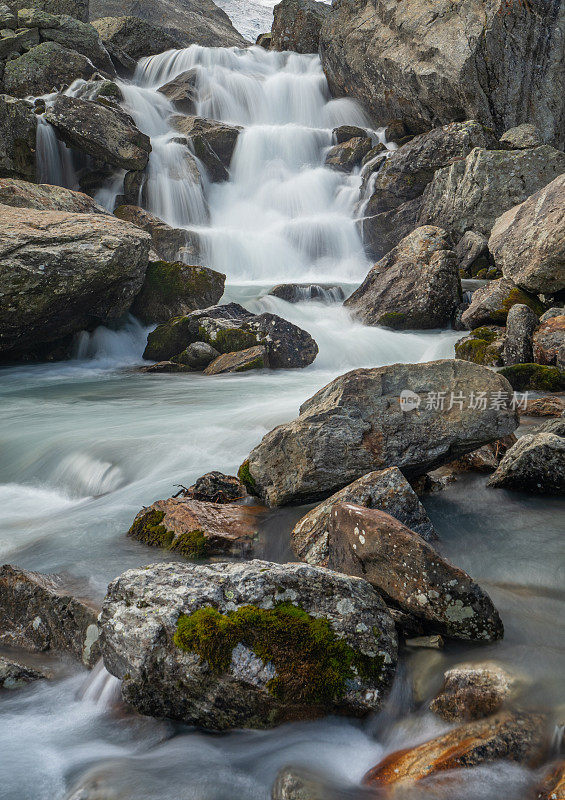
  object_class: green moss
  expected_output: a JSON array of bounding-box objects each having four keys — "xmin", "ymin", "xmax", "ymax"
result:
[
  {"xmin": 171, "ymin": 529, "xmax": 208, "ymax": 560},
  {"xmin": 237, "ymin": 459, "xmax": 257, "ymax": 494},
  {"xmin": 491, "ymin": 287, "xmax": 544, "ymax": 324},
  {"xmin": 377, "ymin": 311, "xmax": 407, "ymax": 330},
  {"xmin": 144, "ymin": 315, "xmax": 195, "ymax": 361},
  {"xmin": 201, "ymin": 325, "xmax": 258, "ymax": 354},
  {"xmin": 454, "ymin": 327, "xmax": 501, "ymax": 365},
  {"xmin": 471, "ymin": 327, "xmax": 498, "ymax": 343},
  {"xmin": 499, "ymin": 364, "xmax": 565, "ymax": 392},
  {"xmin": 174, "ymin": 603, "xmax": 384, "ymax": 706},
  {"xmin": 128, "ymin": 508, "xmax": 174, "ymax": 548},
  {"xmin": 235, "ymin": 353, "xmax": 265, "ymax": 372}
]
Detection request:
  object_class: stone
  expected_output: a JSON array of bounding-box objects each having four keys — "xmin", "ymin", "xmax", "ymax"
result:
[
  {"xmin": 536, "ymin": 762, "xmax": 565, "ymax": 800},
  {"xmin": 99, "ymin": 560, "xmax": 398, "ymax": 728},
  {"xmin": 131, "ymin": 261, "xmax": 225, "ymax": 324},
  {"xmin": 204, "ymin": 345, "xmax": 267, "ymax": 375},
  {"xmin": 333, "ymin": 124, "xmax": 367, "ymax": 144},
  {"xmin": 363, "ymin": 712, "xmax": 548, "ymax": 787},
  {"xmin": 499, "ymin": 364, "xmax": 565, "ymax": 393},
  {"xmin": 461, "ymin": 278, "xmax": 543, "ymax": 330},
  {"xmin": 447, "ymin": 436, "xmax": 516, "ymax": 473},
  {"xmin": 179, "ymin": 472, "xmax": 248, "ymax": 504},
  {"xmin": 256, "ymin": 32, "xmax": 272, "ymax": 49},
  {"xmin": 541, "ymin": 308, "xmax": 565, "ymax": 323},
  {"xmin": 239, "ymin": 359, "xmax": 519, "ymax": 505},
  {"xmin": 454, "ymin": 326, "xmax": 505, "ymax": 367},
  {"xmin": 503, "ymin": 304, "xmax": 540, "ymax": 366},
  {"xmin": 487, "ymin": 431, "xmax": 565, "ymax": 495},
  {"xmin": 0, "ymin": 564, "xmax": 100, "ymax": 667},
  {"xmin": 10, "ymin": 0, "xmax": 89, "ymax": 23},
  {"xmin": 430, "ymin": 663, "xmax": 516, "ymax": 721},
  {"xmin": 171, "ymin": 115, "xmax": 241, "ymax": 182},
  {"xmin": 0, "ymin": 204, "xmax": 150, "ymax": 360},
  {"xmin": 3, "ymin": 41, "xmax": 98, "ymax": 97},
  {"xmin": 139, "ymin": 360, "xmax": 191, "ymax": 374},
  {"xmin": 455, "ymin": 231, "xmax": 491, "ymax": 276},
  {"xmin": 0, "ymin": 26, "xmax": 39, "ymax": 59},
  {"xmin": 45, "ymin": 93, "xmax": 151, "ymax": 171},
  {"xmin": 0, "ymin": 4, "xmax": 17, "ymax": 29},
  {"xmin": 0, "ymin": 95, "xmax": 36, "ymax": 181},
  {"xmin": 269, "ymin": 283, "xmax": 345, "ymax": 303},
  {"xmin": 271, "ymin": 767, "xmax": 328, "ymax": 800},
  {"xmin": 319, "ymin": 0, "xmax": 565, "ymax": 146},
  {"xmin": 524, "ymin": 395, "xmax": 565, "ymax": 417},
  {"xmin": 292, "ymin": 467, "xmax": 436, "ymax": 567},
  {"xmin": 158, "ymin": 68, "xmax": 198, "ymax": 114},
  {"xmin": 500, "ymin": 124, "xmax": 544, "ymax": 150},
  {"xmin": 91, "ymin": 16, "xmax": 179, "ymax": 70},
  {"xmin": 128, "ymin": 497, "xmax": 262, "ymax": 558},
  {"xmin": 328, "ymin": 503, "xmax": 503, "ymax": 642},
  {"xmin": 324, "ymin": 136, "xmax": 372, "ymax": 173},
  {"xmin": 0, "ymin": 655, "xmax": 51, "ymax": 689},
  {"xmin": 271, "ymin": 0, "xmax": 330, "ymax": 54},
  {"xmin": 0, "ymin": 178, "xmax": 108, "ymax": 213},
  {"xmin": 173, "ymin": 341, "xmax": 219, "ymax": 369},
  {"xmin": 419, "ymin": 146, "xmax": 565, "ymax": 240},
  {"xmin": 113, "ymin": 205, "xmax": 199, "ymax": 263},
  {"xmin": 345, "ymin": 226, "xmax": 461, "ymax": 329},
  {"xmin": 489, "ymin": 174, "xmax": 565, "ymax": 296},
  {"xmin": 405, "ymin": 635, "xmax": 443, "ymax": 650},
  {"xmin": 537, "ymin": 417, "xmax": 565, "ymax": 437}
]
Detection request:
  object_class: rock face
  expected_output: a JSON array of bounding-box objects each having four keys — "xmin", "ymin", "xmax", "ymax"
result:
[
  {"xmin": 131, "ymin": 261, "xmax": 225, "ymax": 324},
  {"xmin": 3, "ymin": 41, "xmax": 98, "ymax": 97},
  {"xmin": 171, "ymin": 115, "xmax": 241, "ymax": 182},
  {"xmin": 430, "ymin": 663, "xmax": 516, "ymax": 721},
  {"xmin": 489, "ymin": 174, "xmax": 565, "ymax": 296},
  {"xmin": 363, "ymin": 712, "xmax": 548, "ymax": 787},
  {"xmin": 0, "ymin": 204, "xmax": 150, "ymax": 360},
  {"xmin": 99, "ymin": 560, "xmax": 398, "ymax": 729},
  {"xmin": 128, "ymin": 497, "xmax": 261, "ymax": 558},
  {"xmin": 91, "ymin": 16, "xmax": 180, "ymax": 69},
  {"xmin": 271, "ymin": 0, "xmax": 330, "ymax": 54},
  {"xmin": 0, "ymin": 564, "xmax": 100, "ymax": 668},
  {"xmin": 114, "ymin": 205, "xmax": 199, "ymax": 263},
  {"xmin": 204, "ymin": 345, "xmax": 267, "ymax": 375},
  {"xmin": 504, "ymin": 304, "xmax": 539, "ymax": 366},
  {"xmin": 0, "ymin": 95, "xmax": 37, "ymax": 181},
  {"xmin": 324, "ymin": 136, "xmax": 372, "ymax": 172},
  {"xmin": 0, "ymin": 178, "xmax": 108, "ymax": 213},
  {"xmin": 320, "ymin": 0, "xmax": 565, "ymax": 147},
  {"xmin": 240, "ymin": 360, "xmax": 519, "ymax": 506},
  {"xmin": 45, "ymin": 94, "xmax": 151, "ymax": 171},
  {"xmin": 345, "ymin": 226, "xmax": 461, "ymax": 329},
  {"xmin": 487, "ymin": 431, "xmax": 565, "ymax": 495},
  {"xmin": 158, "ymin": 69, "xmax": 198, "ymax": 114},
  {"xmin": 0, "ymin": 655, "xmax": 50, "ymax": 689},
  {"xmin": 327, "ymin": 503, "xmax": 503, "ymax": 642},
  {"xmin": 419, "ymin": 146, "xmax": 565, "ymax": 239},
  {"xmin": 292, "ymin": 467, "xmax": 435, "ymax": 567},
  {"xmin": 534, "ymin": 315, "xmax": 565, "ymax": 367},
  {"xmin": 10, "ymin": 0, "xmax": 88, "ymax": 23},
  {"xmin": 461, "ymin": 278, "xmax": 542, "ymax": 330}
]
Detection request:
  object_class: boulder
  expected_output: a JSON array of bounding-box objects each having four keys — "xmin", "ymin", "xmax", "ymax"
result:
[
  {"xmin": 173, "ymin": 341, "xmax": 219, "ymax": 369},
  {"xmin": 504, "ymin": 304, "xmax": 539, "ymax": 366},
  {"xmin": 454, "ymin": 326, "xmax": 505, "ymax": 367},
  {"xmin": 536, "ymin": 762, "xmax": 565, "ymax": 800},
  {"xmin": 114, "ymin": 205, "xmax": 199, "ymax": 262},
  {"xmin": 139, "ymin": 360, "xmax": 191, "ymax": 374},
  {"xmin": 328, "ymin": 503, "xmax": 503, "ymax": 642},
  {"xmin": 203, "ymin": 346, "xmax": 267, "ymax": 375},
  {"xmin": 271, "ymin": 0, "xmax": 330, "ymax": 54},
  {"xmin": 269, "ymin": 283, "xmax": 345, "ymax": 303},
  {"xmin": 171, "ymin": 115, "xmax": 241, "ymax": 182},
  {"xmin": 44, "ymin": 94, "xmax": 151, "ymax": 171},
  {"xmin": 3, "ymin": 41, "xmax": 98, "ymax": 97},
  {"xmin": 131, "ymin": 261, "xmax": 225, "ymax": 324},
  {"xmin": 461, "ymin": 278, "xmax": 543, "ymax": 330},
  {"xmin": 128, "ymin": 497, "xmax": 262, "ymax": 558},
  {"xmin": 319, "ymin": 0, "xmax": 565, "ymax": 147},
  {"xmin": 455, "ymin": 231, "xmax": 491, "ymax": 276},
  {"xmin": 345, "ymin": 226, "xmax": 461, "ymax": 329},
  {"xmin": 10, "ymin": 0, "xmax": 89, "ymax": 23},
  {"xmin": 239, "ymin": 359, "xmax": 519, "ymax": 505},
  {"xmin": 0, "ymin": 26, "xmax": 39, "ymax": 60},
  {"xmin": 0, "ymin": 204, "xmax": 150, "ymax": 359},
  {"xmin": 447, "ymin": 436, "xmax": 516, "ymax": 473},
  {"xmin": 534, "ymin": 315, "xmax": 565, "ymax": 367},
  {"xmin": 99, "ymin": 560, "xmax": 398, "ymax": 728},
  {"xmin": 0, "ymin": 95, "xmax": 36, "ymax": 181},
  {"xmin": 179, "ymin": 472, "xmax": 248, "ymax": 504},
  {"xmin": 430, "ymin": 662, "xmax": 516, "ymax": 721},
  {"xmin": 363, "ymin": 712, "xmax": 548, "ymax": 787},
  {"xmin": 499, "ymin": 124, "xmax": 544, "ymax": 150},
  {"xmin": 0, "ymin": 564, "xmax": 100, "ymax": 667},
  {"xmin": 419, "ymin": 146, "xmax": 565, "ymax": 240},
  {"xmin": 541, "ymin": 307, "xmax": 565, "ymax": 322},
  {"xmin": 499, "ymin": 364, "xmax": 565, "ymax": 393},
  {"xmin": 324, "ymin": 136, "xmax": 372, "ymax": 172},
  {"xmin": 524, "ymin": 395, "xmax": 565, "ymax": 418},
  {"xmin": 0, "ymin": 654, "xmax": 51, "ymax": 689},
  {"xmin": 91, "ymin": 16, "xmax": 179, "ymax": 69},
  {"xmin": 0, "ymin": 3, "xmax": 17, "ymax": 29},
  {"xmin": 157, "ymin": 68, "xmax": 198, "ymax": 115},
  {"xmin": 333, "ymin": 124, "xmax": 367, "ymax": 144},
  {"xmin": 0, "ymin": 178, "xmax": 108, "ymax": 213},
  {"xmin": 292, "ymin": 467, "xmax": 435, "ymax": 567},
  {"xmin": 272, "ymin": 768, "xmax": 328, "ymax": 800},
  {"xmin": 489, "ymin": 174, "xmax": 565, "ymax": 296},
  {"xmin": 487, "ymin": 431, "xmax": 565, "ymax": 495}
]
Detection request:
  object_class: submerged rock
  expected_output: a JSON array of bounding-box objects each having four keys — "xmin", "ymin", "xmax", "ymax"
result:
[
  {"xmin": 0, "ymin": 96, "xmax": 37, "ymax": 181},
  {"xmin": 3, "ymin": 41, "xmax": 98, "ymax": 97},
  {"xmin": 327, "ymin": 503, "xmax": 503, "ymax": 642},
  {"xmin": 461, "ymin": 278, "xmax": 542, "ymax": 330},
  {"xmin": 0, "ymin": 654, "xmax": 51, "ymax": 689},
  {"xmin": 99, "ymin": 560, "xmax": 398, "ymax": 729},
  {"xmin": 239, "ymin": 360, "xmax": 519, "ymax": 505},
  {"xmin": 292, "ymin": 467, "xmax": 435, "ymax": 567},
  {"xmin": 271, "ymin": 0, "xmax": 330, "ymax": 54},
  {"xmin": 0, "ymin": 178, "xmax": 108, "ymax": 213},
  {"xmin": 430, "ymin": 662, "xmax": 517, "ymax": 721},
  {"xmin": 487, "ymin": 431, "xmax": 565, "ymax": 495},
  {"xmin": 203, "ymin": 345, "xmax": 267, "ymax": 375},
  {"xmin": 269, "ymin": 283, "xmax": 345, "ymax": 303},
  {"xmin": 171, "ymin": 115, "xmax": 241, "ymax": 182},
  {"xmin": 271, "ymin": 767, "xmax": 329, "ymax": 800}
]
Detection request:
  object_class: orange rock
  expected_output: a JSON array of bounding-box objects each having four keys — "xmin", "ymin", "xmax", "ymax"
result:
[{"xmin": 536, "ymin": 760, "xmax": 565, "ymax": 800}]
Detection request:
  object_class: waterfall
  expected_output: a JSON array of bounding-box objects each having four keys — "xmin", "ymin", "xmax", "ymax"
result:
[
  {"xmin": 77, "ymin": 660, "xmax": 121, "ymax": 709},
  {"xmin": 36, "ymin": 116, "xmax": 78, "ymax": 188}
]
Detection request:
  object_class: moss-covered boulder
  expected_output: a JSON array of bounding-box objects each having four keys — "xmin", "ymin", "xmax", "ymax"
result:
[
  {"xmin": 203, "ymin": 345, "xmax": 267, "ymax": 375},
  {"xmin": 461, "ymin": 278, "xmax": 543, "ymax": 330},
  {"xmin": 498, "ymin": 364, "xmax": 565, "ymax": 392},
  {"xmin": 99, "ymin": 560, "xmax": 398, "ymax": 729},
  {"xmin": 0, "ymin": 95, "xmax": 37, "ymax": 181},
  {"xmin": 3, "ymin": 41, "xmax": 97, "ymax": 97},
  {"xmin": 454, "ymin": 326, "xmax": 504, "ymax": 366}
]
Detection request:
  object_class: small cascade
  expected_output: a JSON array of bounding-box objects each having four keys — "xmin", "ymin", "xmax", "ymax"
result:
[
  {"xmin": 78, "ymin": 660, "xmax": 121, "ymax": 709},
  {"xmin": 36, "ymin": 116, "xmax": 78, "ymax": 188}
]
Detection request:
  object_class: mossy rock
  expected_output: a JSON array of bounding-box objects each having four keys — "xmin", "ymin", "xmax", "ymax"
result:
[
  {"xmin": 491, "ymin": 287, "xmax": 544, "ymax": 324},
  {"xmin": 143, "ymin": 315, "xmax": 199, "ymax": 361},
  {"xmin": 134, "ymin": 262, "xmax": 225, "ymax": 325},
  {"xmin": 455, "ymin": 327, "xmax": 503, "ymax": 366},
  {"xmin": 499, "ymin": 364, "xmax": 565, "ymax": 392},
  {"xmin": 237, "ymin": 459, "xmax": 257, "ymax": 494},
  {"xmin": 377, "ymin": 311, "xmax": 408, "ymax": 330},
  {"xmin": 127, "ymin": 508, "xmax": 207, "ymax": 560},
  {"xmin": 200, "ymin": 325, "xmax": 258, "ymax": 354}
]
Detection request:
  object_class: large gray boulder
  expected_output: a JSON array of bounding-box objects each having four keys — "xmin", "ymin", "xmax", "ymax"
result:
[
  {"xmin": 320, "ymin": 0, "xmax": 565, "ymax": 147},
  {"xmin": 171, "ymin": 115, "xmax": 241, "ymax": 183},
  {"xmin": 91, "ymin": 16, "xmax": 179, "ymax": 72},
  {"xmin": 489, "ymin": 174, "xmax": 565, "ymax": 296},
  {"xmin": 345, "ymin": 226, "xmax": 461, "ymax": 329},
  {"xmin": 418, "ymin": 146, "xmax": 565, "ymax": 239},
  {"xmin": 461, "ymin": 278, "xmax": 543, "ymax": 330},
  {"xmin": 271, "ymin": 0, "xmax": 330, "ymax": 53},
  {"xmin": 239, "ymin": 359, "xmax": 519, "ymax": 506},
  {"xmin": 0, "ymin": 204, "xmax": 150, "ymax": 359},
  {"xmin": 0, "ymin": 178, "xmax": 108, "ymax": 213},
  {"xmin": 10, "ymin": 0, "xmax": 88, "ymax": 22},
  {"xmin": 3, "ymin": 41, "xmax": 98, "ymax": 97},
  {"xmin": 0, "ymin": 95, "xmax": 36, "ymax": 181},
  {"xmin": 114, "ymin": 205, "xmax": 199, "ymax": 263},
  {"xmin": 503, "ymin": 304, "xmax": 539, "ymax": 366},
  {"xmin": 99, "ymin": 561, "xmax": 398, "ymax": 729},
  {"xmin": 487, "ymin": 431, "xmax": 565, "ymax": 495},
  {"xmin": 292, "ymin": 466, "xmax": 435, "ymax": 567}
]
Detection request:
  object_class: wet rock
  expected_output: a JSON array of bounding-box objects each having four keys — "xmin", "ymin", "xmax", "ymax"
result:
[
  {"xmin": 461, "ymin": 278, "xmax": 542, "ymax": 330},
  {"xmin": 536, "ymin": 761, "xmax": 565, "ymax": 800},
  {"xmin": 158, "ymin": 68, "xmax": 198, "ymax": 114},
  {"xmin": 11, "ymin": 0, "xmax": 89, "ymax": 23},
  {"xmin": 454, "ymin": 326, "xmax": 505, "ymax": 367},
  {"xmin": 533, "ymin": 315, "xmax": 565, "ymax": 368},
  {"xmin": 430, "ymin": 662, "xmax": 516, "ymax": 721},
  {"xmin": 499, "ymin": 364, "xmax": 565, "ymax": 393},
  {"xmin": 320, "ymin": 0, "xmax": 565, "ymax": 146},
  {"xmin": 180, "ymin": 472, "xmax": 248, "ymax": 504},
  {"xmin": 0, "ymin": 564, "xmax": 100, "ymax": 667},
  {"xmin": 171, "ymin": 114, "xmax": 241, "ymax": 182},
  {"xmin": 0, "ymin": 178, "xmax": 108, "ymax": 213},
  {"xmin": 292, "ymin": 467, "xmax": 436, "ymax": 567},
  {"xmin": 504, "ymin": 304, "xmax": 540, "ymax": 366},
  {"xmin": 45, "ymin": 94, "xmax": 151, "ymax": 171},
  {"xmin": 363, "ymin": 712, "xmax": 548, "ymax": 787},
  {"xmin": 333, "ymin": 124, "xmax": 367, "ymax": 144},
  {"xmin": 345, "ymin": 226, "xmax": 461, "ymax": 329},
  {"xmin": 328, "ymin": 503, "xmax": 503, "ymax": 642},
  {"xmin": 0, "ymin": 204, "xmax": 151, "ymax": 360},
  {"xmin": 419, "ymin": 146, "xmax": 565, "ymax": 240},
  {"xmin": 131, "ymin": 261, "xmax": 225, "ymax": 324},
  {"xmin": 271, "ymin": 0, "xmax": 330, "ymax": 54},
  {"xmin": 240, "ymin": 359, "xmax": 519, "ymax": 505},
  {"xmin": 325, "ymin": 136, "xmax": 372, "ymax": 173},
  {"xmin": 405, "ymin": 635, "xmax": 443, "ymax": 650},
  {"xmin": 91, "ymin": 15, "xmax": 179, "ymax": 70},
  {"xmin": 269, "ymin": 283, "xmax": 345, "ymax": 303},
  {"xmin": 99, "ymin": 560, "xmax": 398, "ymax": 729},
  {"xmin": 500, "ymin": 124, "xmax": 544, "ymax": 150},
  {"xmin": 0, "ymin": 95, "xmax": 37, "ymax": 181},
  {"xmin": 3, "ymin": 41, "xmax": 98, "ymax": 97},
  {"xmin": 489, "ymin": 174, "xmax": 565, "ymax": 297},
  {"xmin": 524, "ymin": 395, "xmax": 565, "ymax": 418},
  {"xmin": 455, "ymin": 231, "xmax": 491, "ymax": 276},
  {"xmin": 0, "ymin": 654, "xmax": 51, "ymax": 689},
  {"xmin": 447, "ymin": 436, "xmax": 516, "ymax": 473},
  {"xmin": 487, "ymin": 431, "xmax": 565, "ymax": 495},
  {"xmin": 204, "ymin": 345, "xmax": 267, "ymax": 375},
  {"xmin": 113, "ymin": 205, "xmax": 199, "ymax": 263},
  {"xmin": 271, "ymin": 767, "xmax": 328, "ymax": 800},
  {"xmin": 128, "ymin": 497, "xmax": 262, "ymax": 558},
  {"xmin": 174, "ymin": 341, "xmax": 219, "ymax": 369},
  {"xmin": 139, "ymin": 360, "xmax": 192, "ymax": 374}
]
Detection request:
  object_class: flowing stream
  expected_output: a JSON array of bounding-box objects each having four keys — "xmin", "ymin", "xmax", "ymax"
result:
[{"xmin": 0, "ymin": 42, "xmax": 563, "ymax": 800}]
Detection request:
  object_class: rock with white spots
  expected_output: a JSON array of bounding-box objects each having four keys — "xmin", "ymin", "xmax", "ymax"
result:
[
  {"xmin": 430, "ymin": 662, "xmax": 518, "ymax": 721},
  {"xmin": 327, "ymin": 503, "xmax": 504, "ymax": 642}
]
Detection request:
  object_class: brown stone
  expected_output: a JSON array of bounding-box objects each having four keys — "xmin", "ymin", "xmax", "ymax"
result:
[
  {"xmin": 430, "ymin": 662, "xmax": 516, "ymax": 721},
  {"xmin": 534, "ymin": 316, "xmax": 565, "ymax": 367},
  {"xmin": 204, "ymin": 346, "xmax": 267, "ymax": 375}
]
